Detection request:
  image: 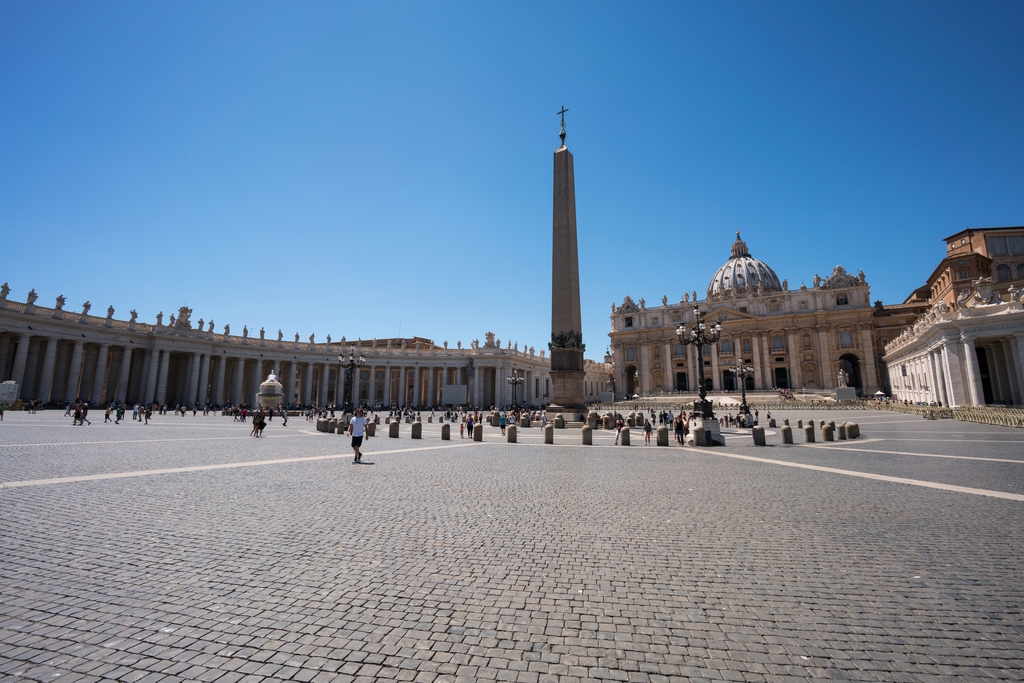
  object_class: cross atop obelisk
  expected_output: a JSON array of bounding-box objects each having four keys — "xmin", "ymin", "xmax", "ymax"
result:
[{"xmin": 548, "ymin": 105, "xmax": 585, "ymax": 416}]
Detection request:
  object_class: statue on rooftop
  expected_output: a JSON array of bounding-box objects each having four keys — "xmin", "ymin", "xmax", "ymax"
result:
[{"xmin": 54, "ymin": 295, "xmax": 66, "ymax": 310}]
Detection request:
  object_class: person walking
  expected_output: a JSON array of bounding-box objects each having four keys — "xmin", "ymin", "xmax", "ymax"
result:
[
  {"xmin": 104, "ymin": 405, "xmax": 113, "ymax": 423},
  {"xmin": 499, "ymin": 412, "xmax": 507, "ymax": 436},
  {"xmin": 614, "ymin": 416, "xmax": 624, "ymax": 444},
  {"xmin": 348, "ymin": 408, "xmax": 368, "ymax": 463},
  {"xmin": 643, "ymin": 419, "xmax": 653, "ymax": 445}
]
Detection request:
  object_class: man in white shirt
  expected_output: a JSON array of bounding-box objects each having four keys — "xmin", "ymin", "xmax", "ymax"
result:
[{"xmin": 347, "ymin": 408, "xmax": 369, "ymax": 463}]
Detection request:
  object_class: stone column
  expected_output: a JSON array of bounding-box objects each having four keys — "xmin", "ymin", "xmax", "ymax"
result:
[
  {"xmin": 426, "ymin": 366, "xmax": 436, "ymax": 408},
  {"xmin": 318, "ymin": 363, "xmax": 330, "ymax": 406},
  {"xmin": 302, "ymin": 362, "xmax": 313, "ymax": 405},
  {"xmin": 818, "ymin": 328, "xmax": 834, "ymax": 390},
  {"xmin": 469, "ymin": 366, "xmax": 478, "ymax": 407},
  {"xmin": 1011, "ymin": 335, "xmax": 1024, "ymax": 407},
  {"xmin": 116, "ymin": 347, "xmax": 133, "ymax": 403},
  {"xmin": 155, "ymin": 349, "xmax": 171, "ymax": 405},
  {"xmin": 231, "ymin": 358, "xmax": 245, "ymax": 405},
  {"xmin": 183, "ymin": 352, "xmax": 199, "ymax": 406},
  {"xmin": 0, "ymin": 336, "xmax": 10, "ymax": 381},
  {"xmin": 686, "ymin": 341, "xmax": 697, "ymax": 392},
  {"xmin": 940, "ymin": 341, "xmax": 962, "ymax": 407},
  {"xmin": 382, "ymin": 365, "xmax": 391, "ymax": 407},
  {"xmin": 412, "ymin": 366, "xmax": 422, "ymax": 407},
  {"xmin": 251, "ymin": 360, "xmax": 263, "ymax": 405},
  {"xmin": 996, "ymin": 342, "xmax": 1020, "ymax": 405},
  {"xmin": 143, "ymin": 349, "xmax": 160, "ymax": 405},
  {"xmin": 961, "ymin": 337, "xmax": 985, "ymax": 406},
  {"xmin": 935, "ymin": 350, "xmax": 950, "ymax": 406},
  {"xmin": 197, "ymin": 353, "xmax": 211, "ymax": 406},
  {"xmin": 859, "ymin": 326, "xmax": 878, "ymax": 393},
  {"xmin": 710, "ymin": 343, "xmax": 720, "ymax": 392},
  {"xmin": 273, "ymin": 359, "xmax": 280, "ymax": 378},
  {"xmin": 750, "ymin": 334, "xmax": 762, "ymax": 390},
  {"xmin": 212, "ymin": 355, "xmax": 226, "ymax": 405},
  {"xmin": 37, "ymin": 337, "xmax": 59, "ymax": 404},
  {"xmin": 285, "ymin": 361, "xmax": 296, "ymax": 407},
  {"xmin": 787, "ymin": 332, "xmax": 800, "ymax": 390},
  {"xmin": 91, "ymin": 344, "xmax": 110, "ymax": 404},
  {"xmin": 9, "ymin": 332, "xmax": 31, "ymax": 397},
  {"xmin": 64, "ymin": 340, "xmax": 85, "ymax": 402}
]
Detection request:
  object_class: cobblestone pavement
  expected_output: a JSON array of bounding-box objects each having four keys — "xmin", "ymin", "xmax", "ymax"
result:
[{"xmin": 1, "ymin": 410, "xmax": 1023, "ymax": 682}]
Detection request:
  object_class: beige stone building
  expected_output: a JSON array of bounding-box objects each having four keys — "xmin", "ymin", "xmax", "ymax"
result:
[
  {"xmin": 608, "ymin": 233, "xmax": 880, "ymax": 397},
  {"xmin": 0, "ymin": 287, "xmax": 609, "ymax": 408}
]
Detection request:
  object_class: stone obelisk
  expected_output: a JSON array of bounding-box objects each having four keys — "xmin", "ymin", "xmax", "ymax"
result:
[{"xmin": 548, "ymin": 107, "xmax": 585, "ymax": 415}]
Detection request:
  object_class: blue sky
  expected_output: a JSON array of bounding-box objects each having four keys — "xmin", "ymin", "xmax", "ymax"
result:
[{"xmin": 1, "ymin": 1, "xmax": 1022, "ymax": 359}]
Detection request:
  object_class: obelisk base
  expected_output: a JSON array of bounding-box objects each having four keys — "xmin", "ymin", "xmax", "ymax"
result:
[{"xmin": 549, "ymin": 348, "xmax": 585, "ymax": 418}]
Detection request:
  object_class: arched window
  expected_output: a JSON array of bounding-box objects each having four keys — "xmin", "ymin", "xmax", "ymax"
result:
[
  {"xmin": 675, "ymin": 343, "xmax": 684, "ymax": 356},
  {"xmin": 996, "ymin": 263, "xmax": 1012, "ymax": 282},
  {"xmin": 626, "ymin": 347, "xmax": 635, "ymax": 362},
  {"xmin": 1017, "ymin": 263, "xmax": 1024, "ymax": 280},
  {"xmin": 772, "ymin": 335, "xmax": 784, "ymax": 350},
  {"xmin": 721, "ymin": 339, "xmax": 732, "ymax": 353},
  {"xmin": 841, "ymin": 330, "xmax": 854, "ymax": 347}
]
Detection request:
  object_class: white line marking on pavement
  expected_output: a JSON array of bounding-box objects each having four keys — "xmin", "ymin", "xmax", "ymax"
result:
[
  {"xmin": 0, "ymin": 434, "xmax": 317, "ymax": 448},
  {"xmin": 0, "ymin": 443, "xmax": 478, "ymax": 489},
  {"xmin": 682, "ymin": 447, "xmax": 1024, "ymax": 501},
  {"xmin": 803, "ymin": 443, "xmax": 1024, "ymax": 464}
]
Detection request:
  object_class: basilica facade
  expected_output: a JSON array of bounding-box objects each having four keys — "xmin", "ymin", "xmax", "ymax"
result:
[{"xmin": 608, "ymin": 233, "xmax": 880, "ymax": 397}]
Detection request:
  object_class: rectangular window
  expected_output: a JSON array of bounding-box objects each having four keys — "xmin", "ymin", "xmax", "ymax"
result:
[
  {"xmin": 836, "ymin": 294, "xmax": 849, "ymax": 306},
  {"xmin": 1008, "ymin": 235, "xmax": 1024, "ymax": 255},
  {"xmin": 987, "ymin": 236, "xmax": 1009, "ymax": 255},
  {"xmin": 743, "ymin": 340, "xmax": 751, "ymax": 353},
  {"xmin": 769, "ymin": 303, "xmax": 781, "ymax": 312},
  {"xmin": 799, "ymin": 300, "xmax": 808, "ymax": 310},
  {"xmin": 624, "ymin": 316, "xmax": 633, "ymax": 328},
  {"xmin": 841, "ymin": 330, "xmax": 854, "ymax": 347}
]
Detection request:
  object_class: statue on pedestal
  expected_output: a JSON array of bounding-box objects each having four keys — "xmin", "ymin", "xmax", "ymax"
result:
[
  {"xmin": 156, "ymin": 311, "xmax": 164, "ymax": 326},
  {"xmin": 837, "ymin": 368, "xmax": 849, "ymax": 387},
  {"xmin": 0, "ymin": 283, "xmax": 9, "ymax": 300},
  {"xmin": 260, "ymin": 327, "xmax": 266, "ymax": 341},
  {"xmin": 309, "ymin": 333, "xmax": 315, "ymax": 346},
  {"xmin": 208, "ymin": 320, "xmax": 214, "ymax": 332},
  {"xmin": 294, "ymin": 332, "xmax": 300, "ymax": 343},
  {"xmin": 129, "ymin": 310, "xmax": 138, "ymax": 323},
  {"xmin": 54, "ymin": 295, "xmax": 65, "ymax": 310},
  {"xmin": 27, "ymin": 289, "xmax": 38, "ymax": 305},
  {"xmin": 169, "ymin": 314, "xmax": 176, "ymax": 327},
  {"xmin": 277, "ymin": 329, "xmax": 283, "ymax": 343},
  {"xmin": 242, "ymin": 325, "xmax": 249, "ymax": 340},
  {"xmin": 106, "ymin": 305, "xmax": 115, "ymax": 319},
  {"xmin": 81, "ymin": 301, "xmax": 91, "ymax": 316},
  {"xmin": 197, "ymin": 317, "xmax": 204, "ymax": 331},
  {"xmin": 223, "ymin": 323, "xmax": 230, "ymax": 335}
]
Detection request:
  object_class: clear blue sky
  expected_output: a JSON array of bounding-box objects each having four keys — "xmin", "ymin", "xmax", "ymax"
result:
[{"xmin": 2, "ymin": 1, "xmax": 1022, "ymax": 359}]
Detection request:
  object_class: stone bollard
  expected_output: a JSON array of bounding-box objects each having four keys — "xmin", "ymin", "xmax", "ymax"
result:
[
  {"xmin": 411, "ymin": 422, "xmax": 422, "ymax": 439},
  {"xmin": 656, "ymin": 425, "xmax": 669, "ymax": 447},
  {"xmin": 620, "ymin": 427, "xmax": 631, "ymax": 446},
  {"xmin": 796, "ymin": 419, "xmax": 803, "ymax": 428},
  {"xmin": 820, "ymin": 420, "xmax": 826, "ymax": 428},
  {"xmin": 490, "ymin": 413, "xmax": 500, "ymax": 427},
  {"xmin": 803, "ymin": 424, "xmax": 815, "ymax": 443},
  {"xmin": 587, "ymin": 412, "xmax": 599, "ymax": 429},
  {"xmin": 752, "ymin": 426, "xmax": 766, "ymax": 446},
  {"xmin": 366, "ymin": 422, "xmax": 376, "ymax": 437},
  {"xmin": 389, "ymin": 421, "xmax": 400, "ymax": 438},
  {"xmin": 827, "ymin": 420, "xmax": 836, "ymax": 432},
  {"xmin": 555, "ymin": 415, "xmax": 566, "ymax": 429},
  {"xmin": 582, "ymin": 426, "xmax": 592, "ymax": 445},
  {"xmin": 846, "ymin": 422, "xmax": 860, "ymax": 438},
  {"xmin": 441, "ymin": 423, "xmax": 450, "ymax": 440},
  {"xmin": 544, "ymin": 425, "xmax": 554, "ymax": 444},
  {"xmin": 627, "ymin": 414, "xmax": 636, "ymax": 428},
  {"xmin": 520, "ymin": 416, "xmax": 530, "ymax": 428},
  {"xmin": 603, "ymin": 415, "xmax": 615, "ymax": 429},
  {"xmin": 822, "ymin": 424, "xmax": 834, "ymax": 441},
  {"xmin": 837, "ymin": 423, "xmax": 847, "ymax": 440},
  {"xmin": 783, "ymin": 418, "xmax": 790, "ymax": 426},
  {"xmin": 473, "ymin": 424, "xmax": 483, "ymax": 441},
  {"xmin": 781, "ymin": 425, "xmax": 793, "ymax": 444},
  {"xmin": 385, "ymin": 416, "xmax": 390, "ymax": 424},
  {"xmin": 769, "ymin": 418, "xmax": 777, "ymax": 428},
  {"xmin": 507, "ymin": 425, "xmax": 517, "ymax": 443},
  {"xmin": 428, "ymin": 416, "xmax": 433, "ymax": 423},
  {"xmin": 692, "ymin": 426, "xmax": 705, "ymax": 447}
]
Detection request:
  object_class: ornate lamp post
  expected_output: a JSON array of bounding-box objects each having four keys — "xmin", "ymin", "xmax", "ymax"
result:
[
  {"xmin": 730, "ymin": 363, "xmax": 755, "ymax": 419},
  {"xmin": 338, "ymin": 351, "xmax": 365, "ymax": 413},
  {"xmin": 677, "ymin": 306, "xmax": 722, "ymax": 419},
  {"xmin": 506, "ymin": 370, "xmax": 524, "ymax": 408}
]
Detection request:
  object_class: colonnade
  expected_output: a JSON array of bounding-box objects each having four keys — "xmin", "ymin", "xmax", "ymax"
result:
[{"xmin": 887, "ymin": 332, "xmax": 1024, "ymax": 406}]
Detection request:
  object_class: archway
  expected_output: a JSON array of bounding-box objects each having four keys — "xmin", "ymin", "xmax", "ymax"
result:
[
  {"xmin": 624, "ymin": 365, "xmax": 638, "ymax": 395},
  {"xmin": 839, "ymin": 354, "xmax": 862, "ymax": 391}
]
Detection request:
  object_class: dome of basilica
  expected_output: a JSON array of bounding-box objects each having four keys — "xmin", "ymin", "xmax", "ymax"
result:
[{"xmin": 706, "ymin": 233, "xmax": 782, "ymax": 298}]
